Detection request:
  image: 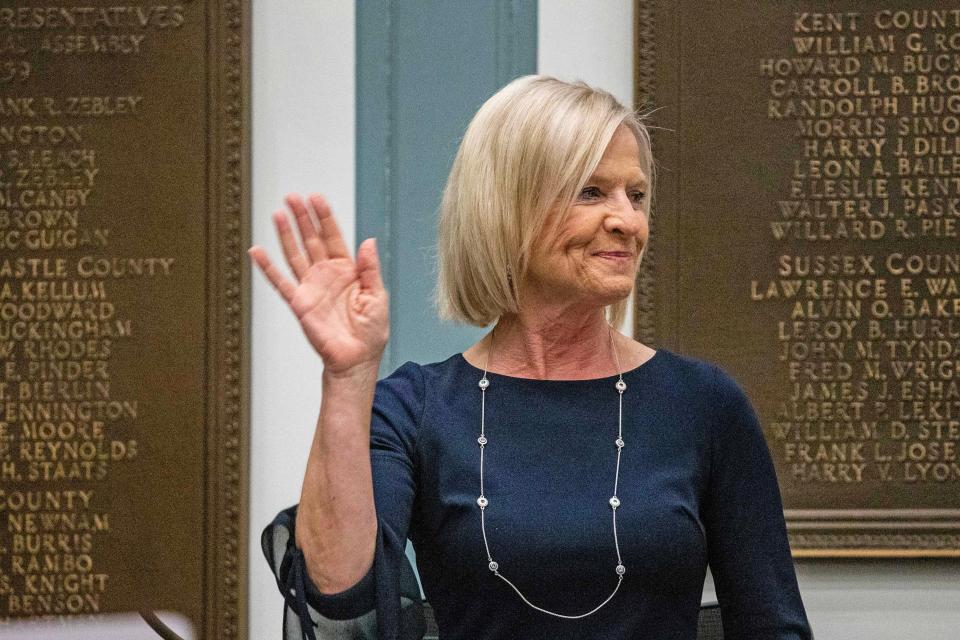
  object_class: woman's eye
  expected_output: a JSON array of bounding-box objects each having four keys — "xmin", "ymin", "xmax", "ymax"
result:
[
  {"xmin": 630, "ymin": 191, "xmax": 646, "ymax": 206},
  {"xmin": 578, "ymin": 186, "xmax": 601, "ymax": 200}
]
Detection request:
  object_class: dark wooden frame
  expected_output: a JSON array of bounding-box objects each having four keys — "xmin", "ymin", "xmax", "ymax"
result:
[{"xmin": 204, "ymin": 0, "xmax": 250, "ymax": 636}]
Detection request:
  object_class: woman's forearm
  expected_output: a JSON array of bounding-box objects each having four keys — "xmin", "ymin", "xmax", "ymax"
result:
[
  {"xmin": 295, "ymin": 362, "xmax": 380, "ymax": 594},
  {"xmin": 250, "ymin": 193, "xmax": 389, "ymax": 595}
]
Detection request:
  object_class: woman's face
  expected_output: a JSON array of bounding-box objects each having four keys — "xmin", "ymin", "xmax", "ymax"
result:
[{"xmin": 523, "ymin": 125, "xmax": 649, "ymax": 310}]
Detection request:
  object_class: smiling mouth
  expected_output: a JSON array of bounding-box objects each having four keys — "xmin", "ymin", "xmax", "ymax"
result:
[{"xmin": 594, "ymin": 252, "xmax": 633, "ymax": 258}]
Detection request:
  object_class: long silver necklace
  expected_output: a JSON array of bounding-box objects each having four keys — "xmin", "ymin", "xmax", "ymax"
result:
[{"xmin": 475, "ymin": 328, "xmax": 627, "ymax": 619}]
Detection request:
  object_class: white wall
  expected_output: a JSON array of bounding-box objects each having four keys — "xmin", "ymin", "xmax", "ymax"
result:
[
  {"xmin": 248, "ymin": 2, "xmax": 355, "ymax": 639},
  {"xmin": 248, "ymin": 2, "xmax": 959, "ymax": 639},
  {"xmin": 539, "ymin": 2, "xmax": 960, "ymax": 639}
]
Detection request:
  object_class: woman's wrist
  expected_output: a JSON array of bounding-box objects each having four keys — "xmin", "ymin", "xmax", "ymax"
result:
[{"xmin": 322, "ymin": 358, "xmax": 381, "ymax": 386}]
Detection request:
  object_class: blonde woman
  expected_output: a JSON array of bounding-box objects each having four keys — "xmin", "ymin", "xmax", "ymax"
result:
[{"xmin": 253, "ymin": 76, "xmax": 811, "ymax": 640}]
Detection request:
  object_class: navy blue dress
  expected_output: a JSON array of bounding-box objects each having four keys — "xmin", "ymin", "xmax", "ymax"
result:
[{"xmin": 263, "ymin": 349, "xmax": 812, "ymax": 639}]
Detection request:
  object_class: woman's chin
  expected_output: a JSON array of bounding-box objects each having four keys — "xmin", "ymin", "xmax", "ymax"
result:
[
  {"xmin": 585, "ymin": 284, "xmax": 634, "ymax": 308},
  {"xmin": 599, "ymin": 278, "xmax": 636, "ymax": 301}
]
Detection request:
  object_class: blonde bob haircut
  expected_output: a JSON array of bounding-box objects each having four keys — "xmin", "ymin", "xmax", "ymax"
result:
[{"xmin": 437, "ymin": 75, "xmax": 653, "ymax": 328}]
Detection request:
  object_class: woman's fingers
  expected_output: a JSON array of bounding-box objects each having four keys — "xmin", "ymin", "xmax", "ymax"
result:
[
  {"xmin": 356, "ymin": 238, "xmax": 385, "ymax": 293},
  {"xmin": 285, "ymin": 194, "xmax": 328, "ymax": 263},
  {"xmin": 248, "ymin": 246, "xmax": 298, "ymax": 303},
  {"xmin": 273, "ymin": 210, "xmax": 310, "ymax": 280},
  {"xmin": 309, "ymin": 194, "xmax": 350, "ymax": 259}
]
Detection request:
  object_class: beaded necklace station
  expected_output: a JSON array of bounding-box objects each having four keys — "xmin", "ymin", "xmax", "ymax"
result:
[{"xmin": 474, "ymin": 329, "xmax": 628, "ymax": 619}]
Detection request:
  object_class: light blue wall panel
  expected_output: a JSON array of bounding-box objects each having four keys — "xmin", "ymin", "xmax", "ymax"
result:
[{"xmin": 357, "ymin": 0, "xmax": 537, "ymax": 374}]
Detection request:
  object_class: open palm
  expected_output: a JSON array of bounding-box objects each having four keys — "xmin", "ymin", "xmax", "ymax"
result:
[{"xmin": 249, "ymin": 194, "xmax": 388, "ymax": 373}]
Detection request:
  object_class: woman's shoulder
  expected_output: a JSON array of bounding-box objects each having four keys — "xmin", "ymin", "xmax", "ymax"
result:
[
  {"xmin": 648, "ymin": 348, "xmax": 750, "ymax": 408},
  {"xmin": 371, "ymin": 356, "xmax": 472, "ymax": 447},
  {"xmin": 378, "ymin": 353, "xmax": 472, "ymax": 402},
  {"xmin": 370, "ymin": 357, "xmax": 470, "ymax": 450},
  {"xmin": 384, "ymin": 353, "xmax": 466, "ymax": 382}
]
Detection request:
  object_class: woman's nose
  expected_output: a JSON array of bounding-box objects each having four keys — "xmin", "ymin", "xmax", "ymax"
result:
[{"xmin": 603, "ymin": 191, "xmax": 646, "ymax": 236}]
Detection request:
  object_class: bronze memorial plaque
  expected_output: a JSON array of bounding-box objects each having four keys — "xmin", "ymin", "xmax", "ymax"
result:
[
  {"xmin": 637, "ymin": 2, "xmax": 960, "ymax": 556},
  {"xmin": 0, "ymin": 0, "xmax": 248, "ymax": 634}
]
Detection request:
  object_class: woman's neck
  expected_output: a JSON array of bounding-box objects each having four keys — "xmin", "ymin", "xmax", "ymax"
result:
[{"xmin": 463, "ymin": 305, "xmax": 651, "ymax": 380}]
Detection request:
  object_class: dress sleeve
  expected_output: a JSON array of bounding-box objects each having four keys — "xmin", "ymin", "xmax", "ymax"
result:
[
  {"xmin": 703, "ymin": 368, "xmax": 813, "ymax": 640},
  {"xmin": 261, "ymin": 362, "xmax": 428, "ymax": 640}
]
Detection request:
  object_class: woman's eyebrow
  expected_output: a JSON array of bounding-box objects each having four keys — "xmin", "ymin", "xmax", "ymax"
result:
[{"xmin": 587, "ymin": 171, "xmax": 648, "ymax": 189}]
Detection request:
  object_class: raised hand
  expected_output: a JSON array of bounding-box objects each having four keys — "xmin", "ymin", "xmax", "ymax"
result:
[{"xmin": 249, "ymin": 194, "xmax": 389, "ymax": 374}]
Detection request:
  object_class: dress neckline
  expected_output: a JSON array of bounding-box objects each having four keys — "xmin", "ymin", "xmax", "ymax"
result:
[{"xmin": 456, "ymin": 348, "xmax": 666, "ymax": 384}]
